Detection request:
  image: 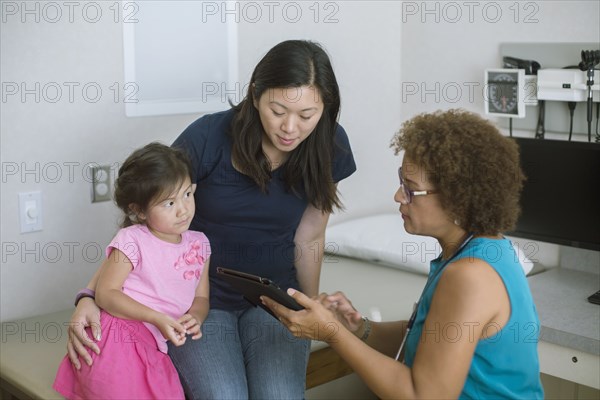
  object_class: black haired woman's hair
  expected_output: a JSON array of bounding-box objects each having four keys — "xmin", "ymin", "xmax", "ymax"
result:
[
  {"xmin": 230, "ymin": 40, "xmax": 342, "ymax": 213},
  {"xmin": 114, "ymin": 142, "xmax": 193, "ymax": 227}
]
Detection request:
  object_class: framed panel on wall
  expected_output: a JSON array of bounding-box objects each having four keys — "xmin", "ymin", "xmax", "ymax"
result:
[{"xmin": 123, "ymin": 1, "xmax": 238, "ymax": 117}]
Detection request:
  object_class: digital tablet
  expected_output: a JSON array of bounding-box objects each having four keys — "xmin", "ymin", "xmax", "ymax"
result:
[{"xmin": 216, "ymin": 267, "xmax": 304, "ymax": 319}]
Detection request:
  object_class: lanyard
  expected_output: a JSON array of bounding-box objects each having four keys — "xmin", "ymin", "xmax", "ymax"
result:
[{"xmin": 394, "ymin": 233, "xmax": 474, "ymax": 362}]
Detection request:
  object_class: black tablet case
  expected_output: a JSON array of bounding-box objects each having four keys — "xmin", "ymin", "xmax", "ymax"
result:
[{"xmin": 216, "ymin": 267, "xmax": 304, "ymax": 319}]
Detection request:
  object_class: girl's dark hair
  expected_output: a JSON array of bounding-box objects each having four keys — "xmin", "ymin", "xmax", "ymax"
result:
[
  {"xmin": 114, "ymin": 142, "xmax": 193, "ymax": 227},
  {"xmin": 230, "ymin": 40, "xmax": 342, "ymax": 213}
]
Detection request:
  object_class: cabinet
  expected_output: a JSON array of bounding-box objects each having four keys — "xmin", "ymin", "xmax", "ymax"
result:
[{"xmin": 528, "ymin": 268, "xmax": 600, "ymax": 389}]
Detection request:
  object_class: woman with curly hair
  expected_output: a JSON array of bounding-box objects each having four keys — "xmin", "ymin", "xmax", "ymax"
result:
[{"xmin": 263, "ymin": 109, "xmax": 544, "ymax": 399}]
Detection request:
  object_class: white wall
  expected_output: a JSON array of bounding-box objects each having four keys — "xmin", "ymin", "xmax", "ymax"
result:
[
  {"xmin": 0, "ymin": 1, "xmax": 402, "ymax": 322},
  {"xmin": 1, "ymin": 4, "xmax": 199, "ymax": 322},
  {"xmin": 1, "ymin": 1, "xmax": 598, "ymax": 322},
  {"xmin": 235, "ymin": 1, "xmax": 404, "ymax": 220},
  {"xmin": 400, "ymin": 0, "xmax": 600, "ymax": 119}
]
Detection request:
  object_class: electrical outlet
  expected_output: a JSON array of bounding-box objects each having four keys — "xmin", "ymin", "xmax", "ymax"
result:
[{"xmin": 91, "ymin": 165, "xmax": 112, "ymax": 203}]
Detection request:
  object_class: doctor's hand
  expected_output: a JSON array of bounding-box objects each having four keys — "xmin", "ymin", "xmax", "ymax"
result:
[
  {"xmin": 261, "ymin": 289, "xmax": 347, "ymax": 343},
  {"xmin": 67, "ymin": 297, "xmax": 102, "ymax": 370},
  {"xmin": 321, "ymin": 291, "xmax": 364, "ymax": 335}
]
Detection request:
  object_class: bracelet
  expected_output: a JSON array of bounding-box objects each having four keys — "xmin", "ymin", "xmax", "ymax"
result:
[
  {"xmin": 359, "ymin": 316, "xmax": 371, "ymax": 341},
  {"xmin": 74, "ymin": 288, "xmax": 95, "ymax": 306}
]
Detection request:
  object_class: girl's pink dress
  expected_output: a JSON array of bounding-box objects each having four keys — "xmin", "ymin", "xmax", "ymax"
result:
[
  {"xmin": 53, "ymin": 225, "xmax": 211, "ymax": 399},
  {"xmin": 53, "ymin": 311, "xmax": 185, "ymax": 400}
]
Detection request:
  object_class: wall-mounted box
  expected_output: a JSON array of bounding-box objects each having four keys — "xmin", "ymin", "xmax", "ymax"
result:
[{"xmin": 537, "ymin": 69, "xmax": 587, "ymax": 102}]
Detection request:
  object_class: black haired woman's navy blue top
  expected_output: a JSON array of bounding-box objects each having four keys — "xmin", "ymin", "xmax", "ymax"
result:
[{"xmin": 173, "ymin": 108, "xmax": 356, "ymax": 311}]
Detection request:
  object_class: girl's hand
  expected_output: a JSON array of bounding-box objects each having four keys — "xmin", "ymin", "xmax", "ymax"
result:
[
  {"xmin": 154, "ymin": 313, "xmax": 188, "ymax": 346},
  {"xmin": 67, "ymin": 297, "xmax": 102, "ymax": 370},
  {"xmin": 178, "ymin": 313, "xmax": 202, "ymax": 340}
]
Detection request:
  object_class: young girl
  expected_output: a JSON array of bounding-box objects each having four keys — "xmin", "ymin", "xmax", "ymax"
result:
[{"xmin": 53, "ymin": 142, "xmax": 210, "ymax": 399}]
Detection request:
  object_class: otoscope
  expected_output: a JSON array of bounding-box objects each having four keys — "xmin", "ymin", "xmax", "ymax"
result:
[{"xmin": 579, "ymin": 50, "xmax": 600, "ymax": 142}]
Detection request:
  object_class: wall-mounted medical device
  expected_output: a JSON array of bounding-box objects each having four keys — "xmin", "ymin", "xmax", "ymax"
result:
[
  {"xmin": 486, "ymin": 47, "xmax": 600, "ymax": 141},
  {"xmin": 484, "ymin": 68, "xmax": 526, "ymax": 118},
  {"xmin": 537, "ymin": 69, "xmax": 592, "ymax": 102}
]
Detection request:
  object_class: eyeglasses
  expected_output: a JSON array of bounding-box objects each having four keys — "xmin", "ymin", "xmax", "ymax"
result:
[{"xmin": 398, "ymin": 167, "xmax": 438, "ymax": 204}]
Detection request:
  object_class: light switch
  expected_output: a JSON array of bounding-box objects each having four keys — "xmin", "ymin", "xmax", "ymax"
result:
[{"xmin": 19, "ymin": 191, "xmax": 43, "ymax": 233}]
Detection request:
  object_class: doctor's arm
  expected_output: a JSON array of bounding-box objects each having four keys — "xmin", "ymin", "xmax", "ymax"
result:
[{"xmin": 264, "ymin": 258, "xmax": 500, "ymax": 399}]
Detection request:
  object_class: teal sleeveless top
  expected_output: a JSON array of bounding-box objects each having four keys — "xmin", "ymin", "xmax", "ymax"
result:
[{"xmin": 403, "ymin": 237, "xmax": 544, "ymax": 399}]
